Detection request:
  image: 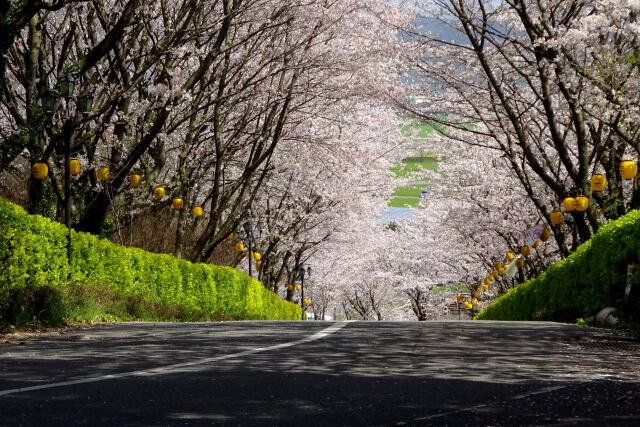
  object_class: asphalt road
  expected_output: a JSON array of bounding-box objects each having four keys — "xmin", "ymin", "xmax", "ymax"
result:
[{"xmin": 1, "ymin": 321, "xmax": 639, "ymax": 426}]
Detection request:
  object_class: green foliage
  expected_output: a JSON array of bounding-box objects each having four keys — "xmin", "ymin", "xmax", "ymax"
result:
[
  {"xmin": 476, "ymin": 210, "xmax": 640, "ymax": 323},
  {"xmin": 0, "ymin": 197, "xmax": 301, "ymax": 330}
]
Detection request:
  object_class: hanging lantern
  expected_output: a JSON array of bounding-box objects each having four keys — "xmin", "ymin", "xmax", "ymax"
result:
[
  {"xmin": 471, "ymin": 298, "xmax": 478, "ymax": 306},
  {"xmin": 505, "ymin": 252, "xmax": 515, "ymax": 262},
  {"xmin": 153, "ymin": 187, "xmax": 165, "ymax": 200},
  {"xmin": 42, "ymin": 89, "xmax": 59, "ymax": 114},
  {"xmin": 77, "ymin": 92, "xmax": 94, "ymax": 115},
  {"xmin": 69, "ymin": 159, "xmax": 81, "ymax": 176},
  {"xmin": 295, "ymin": 284, "xmax": 302, "ymax": 291},
  {"xmin": 482, "ymin": 284, "xmax": 489, "ymax": 292},
  {"xmin": 172, "ymin": 198, "xmax": 184, "ymax": 210},
  {"xmin": 226, "ymin": 233, "xmax": 235, "ymax": 241},
  {"xmin": 129, "ymin": 174, "xmax": 141, "ymax": 188},
  {"xmin": 456, "ymin": 294, "xmax": 464, "ymax": 301},
  {"xmin": 96, "ymin": 166, "xmax": 110, "ymax": 181},
  {"xmin": 620, "ymin": 160, "xmax": 638, "ymax": 180},
  {"xmin": 31, "ymin": 162, "xmax": 49, "ymax": 179},
  {"xmin": 114, "ymin": 120, "xmax": 128, "ymax": 138},
  {"xmin": 550, "ymin": 210, "xmax": 564, "ymax": 225},
  {"xmin": 491, "ymin": 269, "xmax": 499, "ymax": 278},
  {"xmin": 540, "ymin": 228, "xmax": 551, "ymax": 242},
  {"xmin": 520, "ymin": 245, "xmax": 531, "ymax": 257},
  {"xmin": 486, "ymin": 274, "xmax": 494, "ymax": 282},
  {"xmin": 494, "ymin": 261, "xmax": 503, "ymax": 270},
  {"xmin": 59, "ymin": 74, "xmax": 75, "ymax": 98},
  {"xmin": 574, "ymin": 195, "xmax": 589, "ymax": 212},
  {"xmin": 532, "ymin": 240, "xmax": 541, "ymax": 249},
  {"xmin": 234, "ymin": 242, "xmax": 245, "ymax": 252},
  {"xmin": 473, "ymin": 290, "xmax": 480, "ymax": 298},
  {"xmin": 256, "ymin": 263, "xmax": 262, "ymax": 271},
  {"xmin": 287, "ymin": 284, "xmax": 294, "ymax": 291},
  {"xmin": 590, "ymin": 174, "xmax": 606, "ymax": 192},
  {"xmin": 497, "ymin": 267, "xmax": 505, "ymax": 276},
  {"xmin": 253, "ymin": 252, "xmax": 262, "ymax": 261},
  {"xmin": 562, "ymin": 197, "xmax": 576, "ymax": 212},
  {"xmin": 192, "ymin": 206, "xmax": 203, "ymax": 217},
  {"xmin": 516, "ymin": 258, "xmax": 525, "ymax": 269}
]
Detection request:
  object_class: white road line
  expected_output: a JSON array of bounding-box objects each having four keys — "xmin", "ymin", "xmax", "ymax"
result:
[
  {"xmin": 0, "ymin": 322, "xmax": 348, "ymax": 397},
  {"xmin": 398, "ymin": 384, "xmax": 575, "ymax": 424}
]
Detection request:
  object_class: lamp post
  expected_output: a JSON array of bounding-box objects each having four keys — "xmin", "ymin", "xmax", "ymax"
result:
[
  {"xmin": 42, "ymin": 75, "xmax": 94, "ymax": 272},
  {"xmin": 242, "ymin": 212, "xmax": 264, "ymax": 278},
  {"xmin": 294, "ymin": 262, "xmax": 312, "ymax": 320}
]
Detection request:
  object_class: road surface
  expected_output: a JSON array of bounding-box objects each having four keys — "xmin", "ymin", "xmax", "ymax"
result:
[{"xmin": 1, "ymin": 321, "xmax": 639, "ymax": 426}]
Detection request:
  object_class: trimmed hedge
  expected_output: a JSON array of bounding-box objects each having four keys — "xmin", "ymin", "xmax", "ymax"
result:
[
  {"xmin": 0, "ymin": 197, "xmax": 302, "ymax": 322},
  {"xmin": 476, "ymin": 210, "xmax": 640, "ymax": 322}
]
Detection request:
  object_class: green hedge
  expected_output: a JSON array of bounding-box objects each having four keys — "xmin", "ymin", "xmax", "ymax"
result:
[
  {"xmin": 0, "ymin": 197, "xmax": 302, "ymax": 321},
  {"xmin": 476, "ymin": 210, "xmax": 640, "ymax": 322}
]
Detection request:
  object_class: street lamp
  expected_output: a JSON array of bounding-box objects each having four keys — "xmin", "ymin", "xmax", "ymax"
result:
[
  {"xmin": 40, "ymin": 74, "xmax": 94, "ymax": 274},
  {"xmin": 242, "ymin": 211, "xmax": 263, "ymax": 278},
  {"xmin": 293, "ymin": 262, "xmax": 312, "ymax": 320}
]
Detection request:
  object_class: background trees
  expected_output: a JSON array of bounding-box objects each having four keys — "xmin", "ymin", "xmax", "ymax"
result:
[{"xmin": 401, "ymin": 0, "xmax": 640, "ymax": 253}]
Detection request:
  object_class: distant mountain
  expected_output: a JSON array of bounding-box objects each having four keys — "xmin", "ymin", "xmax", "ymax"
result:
[{"xmin": 405, "ymin": 15, "xmax": 469, "ymax": 45}]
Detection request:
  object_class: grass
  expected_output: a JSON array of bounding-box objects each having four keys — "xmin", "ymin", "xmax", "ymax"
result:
[
  {"xmin": 388, "ymin": 155, "xmax": 437, "ymax": 208},
  {"xmin": 1, "ymin": 283, "xmax": 235, "ymax": 332},
  {"xmin": 392, "ymin": 185, "xmax": 430, "ymax": 198},
  {"xmin": 389, "ymin": 198, "xmax": 422, "ymax": 208}
]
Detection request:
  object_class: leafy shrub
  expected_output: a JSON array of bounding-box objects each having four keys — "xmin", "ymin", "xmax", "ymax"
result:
[
  {"xmin": 0, "ymin": 197, "xmax": 301, "ymax": 329},
  {"xmin": 476, "ymin": 210, "xmax": 640, "ymax": 322}
]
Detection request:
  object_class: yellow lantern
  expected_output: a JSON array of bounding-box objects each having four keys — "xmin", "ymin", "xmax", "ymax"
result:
[
  {"xmin": 129, "ymin": 174, "xmax": 142, "ymax": 188},
  {"xmin": 295, "ymin": 284, "xmax": 302, "ymax": 291},
  {"xmin": 482, "ymin": 284, "xmax": 489, "ymax": 292},
  {"xmin": 549, "ymin": 210, "xmax": 564, "ymax": 225},
  {"xmin": 590, "ymin": 174, "xmax": 606, "ymax": 192},
  {"xmin": 562, "ymin": 197, "xmax": 576, "ymax": 212},
  {"xmin": 497, "ymin": 267, "xmax": 505, "ymax": 276},
  {"xmin": 520, "ymin": 245, "xmax": 531, "ymax": 257},
  {"xmin": 532, "ymin": 240, "xmax": 541, "ymax": 249},
  {"xmin": 192, "ymin": 206, "xmax": 203, "ymax": 217},
  {"xmin": 473, "ymin": 290, "xmax": 480, "ymax": 298},
  {"xmin": 486, "ymin": 274, "xmax": 494, "ymax": 282},
  {"xmin": 494, "ymin": 261, "xmax": 503, "ymax": 270},
  {"xmin": 226, "ymin": 233, "xmax": 234, "ymax": 241},
  {"xmin": 234, "ymin": 242, "xmax": 245, "ymax": 252},
  {"xmin": 516, "ymin": 258, "xmax": 525, "ymax": 269},
  {"xmin": 574, "ymin": 195, "xmax": 589, "ymax": 212},
  {"xmin": 287, "ymin": 284, "xmax": 294, "ymax": 291},
  {"xmin": 471, "ymin": 298, "xmax": 478, "ymax": 306},
  {"xmin": 153, "ymin": 187, "xmax": 165, "ymax": 200},
  {"xmin": 256, "ymin": 263, "xmax": 262, "ymax": 271},
  {"xmin": 505, "ymin": 252, "xmax": 515, "ymax": 262},
  {"xmin": 491, "ymin": 269, "xmax": 499, "ymax": 278},
  {"xmin": 172, "ymin": 198, "xmax": 184, "ymax": 210},
  {"xmin": 540, "ymin": 228, "xmax": 551, "ymax": 242},
  {"xmin": 69, "ymin": 159, "xmax": 81, "ymax": 176},
  {"xmin": 456, "ymin": 294, "xmax": 464, "ymax": 301},
  {"xmin": 31, "ymin": 162, "xmax": 49, "ymax": 179},
  {"xmin": 253, "ymin": 252, "xmax": 262, "ymax": 261},
  {"xmin": 96, "ymin": 166, "xmax": 110, "ymax": 181},
  {"xmin": 620, "ymin": 160, "xmax": 638, "ymax": 180}
]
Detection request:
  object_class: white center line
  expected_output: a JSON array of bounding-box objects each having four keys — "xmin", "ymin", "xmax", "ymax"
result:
[{"xmin": 0, "ymin": 322, "xmax": 348, "ymax": 397}]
